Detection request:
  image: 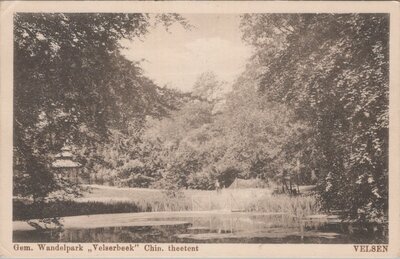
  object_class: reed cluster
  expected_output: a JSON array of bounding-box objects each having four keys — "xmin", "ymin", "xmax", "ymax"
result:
[{"xmin": 14, "ymin": 187, "xmax": 321, "ymax": 220}]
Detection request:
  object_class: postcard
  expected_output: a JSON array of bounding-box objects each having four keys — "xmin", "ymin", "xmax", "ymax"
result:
[{"xmin": 0, "ymin": 1, "xmax": 399, "ymax": 258}]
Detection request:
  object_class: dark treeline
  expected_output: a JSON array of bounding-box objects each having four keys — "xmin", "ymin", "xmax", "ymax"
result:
[{"xmin": 14, "ymin": 13, "xmax": 388, "ymax": 223}]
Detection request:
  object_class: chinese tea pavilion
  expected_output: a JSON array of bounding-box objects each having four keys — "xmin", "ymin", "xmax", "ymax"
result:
[{"xmin": 51, "ymin": 146, "xmax": 81, "ymax": 184}]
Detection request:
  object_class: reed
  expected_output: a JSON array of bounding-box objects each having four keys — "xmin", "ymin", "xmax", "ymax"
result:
[
  {"xmin": 14, "ymin": 187, "xmax": 321, "ymax": 220},
  {"xmin": 249, "ymin": 194, "xmax": 321, "ymax": 217},
  {"xmin": 80, "ymin": 187, "xmax": 320, "ymax": 216},
  {"xmin": 190, "ymin": 189, "xmax": 320, "ymax": 217}
]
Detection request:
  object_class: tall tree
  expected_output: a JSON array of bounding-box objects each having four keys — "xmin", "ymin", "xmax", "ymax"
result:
[
  {"xmin": 192, "ymin": 71, "xmax": 227, "ymax": 102},
  {"xmin": 141, "ymin": 100, "xmax": 215, "ymax": 189},
  {"xmin": 241, "ymin": 14, "xmax": 389, "ymax": 221},
  {"xmin": 13, "ymin": 13, "xmax": 187, "ymax": 200}
]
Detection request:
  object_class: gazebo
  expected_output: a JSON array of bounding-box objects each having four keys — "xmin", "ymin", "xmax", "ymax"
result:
[{"xmin": 51, "ymin": 146, "xmax": 81, "ymax": 184}]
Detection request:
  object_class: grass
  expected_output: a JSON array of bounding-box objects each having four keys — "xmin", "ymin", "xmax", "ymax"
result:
[
  {"xmin": 78, "ymin": 185, "xmax": 193, "ymax": 211},
  {"xmin": 13, "ymin": 200, "xmax": 141, "ymax": 221},
  {"xmin": 14, "ymin": 185, "xmax": 321, "ymax": 220},
  {"xmin": 78, "ymin": 185, "xmax": 320, "ymax": 217},
  {"xmin": 249, "ymin": 195, "xmax": 321, "ymax": 218}
]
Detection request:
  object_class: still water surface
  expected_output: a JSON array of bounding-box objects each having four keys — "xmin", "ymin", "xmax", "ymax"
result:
[{"xmin": 14, "ymin": 213, "xmax": 387, "ymax": 243}]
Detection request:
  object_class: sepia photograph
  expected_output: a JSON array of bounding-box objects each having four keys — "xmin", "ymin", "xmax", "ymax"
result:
[{"xmin": 1, "ymin": 1, "xmax": 399, "ymax": 258}]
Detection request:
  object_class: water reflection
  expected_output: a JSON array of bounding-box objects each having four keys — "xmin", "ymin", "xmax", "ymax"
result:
[{"xmin": 13, "ymin": 213, "xmax": 388, "ymax": 244}]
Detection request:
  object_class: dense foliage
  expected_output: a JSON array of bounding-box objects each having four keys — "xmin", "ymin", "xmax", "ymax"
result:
[
  {"xmin": 14, "ymin": 13, "xmax": 388, "ymax": 223},
  {"xmin": 14, "ymin": 13, "xmax": 187, "ymax": 200},
  {"xmin": 240, "ymin": 14, "xmax": 389, "ymax": 221}
]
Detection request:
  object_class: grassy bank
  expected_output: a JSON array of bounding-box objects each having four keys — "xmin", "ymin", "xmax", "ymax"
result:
[
  {"xmin": 14, "ymin": 186, "xmax": 321, "ymax": 220},
  {"xmin": 13, "ymin": 200, "xmax": 142, "ymax": 221},
  {"xmin": 80, "ymin": 185, "xmax": 320, "ymax": 217}
]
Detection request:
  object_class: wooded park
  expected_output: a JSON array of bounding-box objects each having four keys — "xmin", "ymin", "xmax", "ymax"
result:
[{"xmin": 12, "ymin": 13, "xmax": 389, "ymax": 243}]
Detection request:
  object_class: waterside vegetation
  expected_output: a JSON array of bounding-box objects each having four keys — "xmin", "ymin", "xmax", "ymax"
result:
[{"xmin": 13, "ymin": 13, "xmax": 388, "ymax": 225}]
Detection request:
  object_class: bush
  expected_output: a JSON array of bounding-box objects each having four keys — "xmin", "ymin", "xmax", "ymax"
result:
[{"xmin": 187, "ymin": 171, "xmax": 215, "ymax": 190}]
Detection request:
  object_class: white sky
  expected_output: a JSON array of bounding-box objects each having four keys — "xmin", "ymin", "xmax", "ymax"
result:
[{"xmin": 120, "ymin": 14, "xmax": 252, "ymax": 92}]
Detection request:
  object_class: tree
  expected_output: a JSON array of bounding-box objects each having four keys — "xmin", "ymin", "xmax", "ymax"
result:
[
  {"xmin": 141, "ymin": 100, "xmax": 216, "ymax": 189},
  {"xmin": 192, "ymin": 71, "xmax": 227, "ymax": 102},
  {"xmin": 241, "ymin": 14, "xmax": 389, "ymax": 221},
  {"xmin": 13, "ymin": 13, "xmax": 187, "ymax": 200},
  {"xmin": 217, "ymin": 59, "xmax": 311, "ymax": 187}
]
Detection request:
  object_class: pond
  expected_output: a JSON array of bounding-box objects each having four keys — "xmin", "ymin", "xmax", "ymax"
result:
[{"xmin": 13, "ymin": 212, "xmax": 388, "ymax": 244}]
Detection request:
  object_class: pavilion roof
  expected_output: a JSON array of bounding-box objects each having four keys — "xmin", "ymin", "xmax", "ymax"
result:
[
  {"xmin": 52, "ymin": 159, "xmax": 81, "ymax": 168},
  {"xmin": 55, "ymin": 151, "xmax": 73, "ymax": 158}
]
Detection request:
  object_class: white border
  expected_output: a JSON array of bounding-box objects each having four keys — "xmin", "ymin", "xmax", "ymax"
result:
[{"xmin": 1, "ymin": 1, "xmax": 399, "ymax": 258}]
